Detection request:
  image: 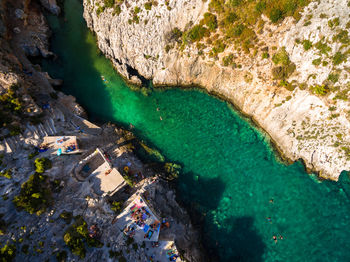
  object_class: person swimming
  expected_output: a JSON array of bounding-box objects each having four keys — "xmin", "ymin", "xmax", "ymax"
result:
[{"xmin": 273, "ymin": 235, "xmax": 277, "ymax": 243}]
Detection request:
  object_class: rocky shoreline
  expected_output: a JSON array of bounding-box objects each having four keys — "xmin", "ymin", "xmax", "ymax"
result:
[
  {"xmin": 0, "ymin": 0, "xmax": 207, "ymax": 261},
  {"xmin": 83, "ymin": 0, "xmax": 350, "ymax": 180}
]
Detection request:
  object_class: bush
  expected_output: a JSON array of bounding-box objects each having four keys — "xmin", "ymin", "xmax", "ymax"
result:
[
  {"xmin": 168, "ymin": 27, "xmax": 183, "ymax": 42},
  {"xmin": 104, "ymin": 0, "xmax": 114, "ymax": 8},
  {"xmin": 185, "ymin": 25, "xmax": 209, "ymax": 43},
  {"xmin": 255, "ymin": 1, "xmax": 266, "ymax": 13},
  {"xmin": 64, "ymin": 216, "xmax": 102, "ymax": 258},
  {"xmin": 96, "ymin": 5, "xmax": 105, "ymax": 16},
  {"xmin": 113, "ymin": 5, "xmax": 122, "ymax": 16},
  {"xmin": 272, "ymin": 48, "xmax": 290, "ymax": 65},
  {"xmin": 110, "ymin": 201, "xmax": 123, "ymax": 213},
  {"xmin": 311, "ymin": 84, "xmax": 329, "ymax": 95},
  {"xmin": 261, "ymin": 52, "xmax": 269, "ymax": 59},
  {"xmin": 55, "ymin": 250, "xmax": 67, "ymax": 262},
  {"xmin": 201, "ymin": 12, "xmax": 218, "ymax": 31},
  {"xmin": 222, "ymin": 54, "xmax": 235, "ymax": 66},
  {"xmin": 312, "ymin": 58, "xmax": 321, "ymax": 66},
  {"xmin": 333, "ymin": 52, "xmax": 347, "ymax": 65},
  {"xmin": 328, "ymin": 73, "xmax": 339, "ymax": 83},
  {"xmin": 0, "ymin": 242, "xmax": 16, "ymax": 262},
  {"xmin": 332, "ymin": 30, "xmax": 350, "ymax": 44},
  {"xmin": 144, "ymin": 2, "xmax": 152, "ymax": 10},
  {"xmin": 13, "ymin": 173, "xmax": 52, "ymax": 215},
  {"xmin": 0, "ymin": 169, "xmax": 12, "ymax": 179},
  {"xmin": 272, "ymin": 64, "xmax": 296, "ymax": 80},
  {"xmin": 269, "ymin": 8, "xmax": 283, "ymax": 23},
  {"xmin": 226, "ymin": 24, "xmax": 245, "ymax": 37},
  {"xmin": 34, "ymin": 158, "xmax": 52, "ymax": 173},
  {"xmin": 315, "ymin": 41, "xmax": 331, "ymax": 55},
  {"xmin": 302, "ymin": 40, "xmax": 312, "ymax": 50},
  {"xmin": 60, "ymin": 211, "xmax": 73, "ymax": 224},
  {"xmin": 28, "ymin": 151, "xmax": 39, "ymax": 160},
  {"xmin": 0, "ymin": 87, "xmax": 23, "ymax": 113}
]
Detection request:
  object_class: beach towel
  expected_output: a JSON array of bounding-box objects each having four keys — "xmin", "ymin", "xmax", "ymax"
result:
[{"xmin": 143, "ymin": 224, "xmax": 150, "ymax": 233}]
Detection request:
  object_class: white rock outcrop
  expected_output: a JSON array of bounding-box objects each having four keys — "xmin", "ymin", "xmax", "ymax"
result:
[{"xmin": 83, "ymin": 0, "xmax": 350, "ymax": 180}]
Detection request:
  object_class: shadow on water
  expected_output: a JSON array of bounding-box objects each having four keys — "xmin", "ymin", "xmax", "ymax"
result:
[
  {"xmin": 210, "ymin": 216, "xmax": 266, "ymax": 262},
  {"xmin": 175, "ymin": 172, "xmax": 266, "ymax": 261}
]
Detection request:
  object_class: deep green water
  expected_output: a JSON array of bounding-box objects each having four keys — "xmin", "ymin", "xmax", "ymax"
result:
[{"xmin": 42, "ymin": 1, "xmax": 350, "ymax": 261}]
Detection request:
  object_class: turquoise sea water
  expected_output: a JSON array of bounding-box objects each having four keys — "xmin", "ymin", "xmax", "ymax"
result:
[{"xmin": 42, "ymin": 1, "xmax": 350, "ymax": 261}]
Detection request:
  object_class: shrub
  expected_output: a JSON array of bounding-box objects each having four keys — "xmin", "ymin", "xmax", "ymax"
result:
[
  {"xmin": 227, "ymin": 24, "xmax": 245, "ymax": 37},
  {"xmin": 201, "ymin": 12, "xmax": 218, "ymax": 31},
  {"xmin": 272, "ymin": 48, "xmax": 290, "ymax": 65},
  {"xmin": 0, "ymin": 169, "xmax": 12, "ymax": 179},
  {"xmin": 328, "ymin": 17, "xmax": 340, "ymax": 28},
  {"xmin": 0, "ymin": 242, "xmax": 16, "ymax": 262},
  {"xmin": 35, "ymin": 158, "xmax": 52, "ymax": 173},
  {"xmin": 333, "ymin": 52, "xmax": 347, "ymax": 65},
  {"xmin": 328, "ymin": 73, "xmax": 339, "ymax": 83},
  {"xmin": 269, "ymin": 8, "xmax": 283, "ymax": 23},
  {"xmin": 312, "ymin": 58, "xmax": 321, "ymax": 66},
  {"xmin": 222, "ymin": 54, "xmax": 234, "ymax": 66},
  {"xmin": 113, "ymin": 5, "xmax": 122, "ymax": 16},
  {"xmin": 311, "ymin": 84, "xmax": 329, "ymax": 95},
  {"xmin": 272, "ymin": 64, "xmax": 296, "ymax": 80},
  {"xmin": 315, "ymin": 41, "xmax": 331, "ymax": 55},
  {"xmin": 261, "ymin": 52, "xmax": 269, "ymax": 59},
  {"xmin": 55, "ymin": 250, "xmax": 67, "ymax": 262},
  {"xmin": 134, "ymin": 6, "xmax": 141, "ymax": 14},
  {"xmin": 211, "ymin": 40, "xmax": 226, "ymax": 55},
  {"xmin": 104, "ymin": 0, "xmax": 114, "ymax": 8},
  {"xmin": 60, "ymin": 211, "xmax": 73, "ymax": 224},
  {"xmin": 168, "ymin": 27, "xmax": 183, "ymax": 42},
  {"xmin": 144, "ymin": 2, "xmax": 152, "ymax": 10},
  {"xmin": 255, "ymin": 1, "xmax": 266, "ymax": 13},
  {"xmin": 13, "ymin": 173, "xmax": 52, "ymax": 215},
  {"xmin": 302, "ymin": 40, "xmax": 312, "ymax": 50},
  {"xmin": 110, "ymin": 201, "xmax": 123, "ymax": 213},
  {"xmin": 185, "ymin": 25, "xmax": 209, "ymax": 43},
  {"xmin": 28, "ymin": 151, "xmax": 39, "ymax": 160},
  {"xmin": 332, "ymin": 30, "xmax": 350, "ymax": 44},
  {"xmin": 96, "ymin": 5, "xmax": 105, "ymax": 16},
  {"xmin": 64, "ymin": 216, "xmax": 102, "ymax": 258},
  {"xmin": 0, "ymin": 87, "xmax": 23, "ymax": 113}
]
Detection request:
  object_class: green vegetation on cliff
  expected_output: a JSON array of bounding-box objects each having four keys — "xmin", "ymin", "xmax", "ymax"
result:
[
  {"xmin": 13, "ymin": 173, "xmax": 52, "ymax": 215},
  {"xmin": 34, "ymin": 158, "xmax": 52, "ymax": 173},
  {"xmin": 180, "ymin": 0, "xmax": 311, "ymax": 54},
  {"xmin": 0, "ymin": 242, "xmax": 16, "ymax": 262},
  {"xmin": 63, "ymin": 216, "xmax": 102, "ymax": 258}
]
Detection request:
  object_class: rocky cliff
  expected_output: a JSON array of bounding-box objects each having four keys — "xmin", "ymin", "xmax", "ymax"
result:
[
  {"xmin": 84, "ymin": 0, "xmax": 350, "ymax": 180},
  {"xmin": 0, "ymin": 0, "xmax": 204, "ymax": 261}
]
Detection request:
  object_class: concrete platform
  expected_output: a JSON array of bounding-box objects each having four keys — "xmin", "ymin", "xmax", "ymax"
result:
[
  {"xmin": 115, "ymin": 197, "xmax": 161, "ymax": 242},
  {"xmin": 43, "ymin": 136, "xmax": 81, "ymax": 155}
]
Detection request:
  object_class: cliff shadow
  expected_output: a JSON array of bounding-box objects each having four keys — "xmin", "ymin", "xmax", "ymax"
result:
[{"xmin": 205, "ymin": 216, "xmax": 266, "ymax": 262}]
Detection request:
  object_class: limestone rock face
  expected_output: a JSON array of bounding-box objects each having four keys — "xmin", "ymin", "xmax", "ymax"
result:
[{"xmin": 84, "ymin": 0, "xmax": 350, "ymax": 180}]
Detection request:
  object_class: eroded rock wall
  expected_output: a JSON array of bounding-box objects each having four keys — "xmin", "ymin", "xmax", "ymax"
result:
[{"xmin": 84, "ymin": 0, "xmax": 350, "ymax": 180}]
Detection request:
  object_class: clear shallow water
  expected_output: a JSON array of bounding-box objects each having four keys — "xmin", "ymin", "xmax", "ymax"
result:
[{"xmin": 43, "ymin": 1, "xmax": 350, "ymax": 261}]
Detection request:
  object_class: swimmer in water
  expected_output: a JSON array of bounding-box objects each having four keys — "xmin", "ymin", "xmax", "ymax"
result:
[
  {"xmin": 273, "ymin": 236, "xmax": 277, "ymax": 243},
  {"xmin": 269, "ymin": 199, "xmax": 274, "ymax": 203},
  {"xmin": 266, "ymin": 217, "xmax": 272, "ymax": 222},
  {"xmin": 160, "ymin": 116, "xmax": 163, "ymax": 121},
  {"xmin": 280, "ymin": 235, "xmax": 283, "ymax": 240},
  {"xmin": 156, "ymin": 107, "xmax": 160, "ymax": 111}
]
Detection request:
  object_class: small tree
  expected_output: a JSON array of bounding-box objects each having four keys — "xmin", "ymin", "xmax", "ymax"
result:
[{"xmin": 35, "ymin": 158, "xmax": 52, "ymax": 173}]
